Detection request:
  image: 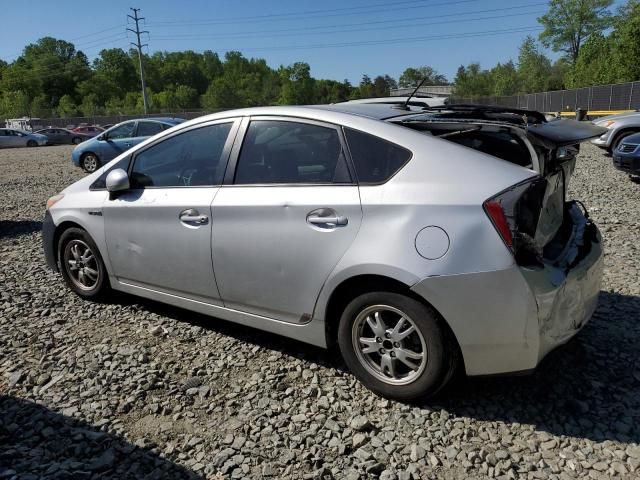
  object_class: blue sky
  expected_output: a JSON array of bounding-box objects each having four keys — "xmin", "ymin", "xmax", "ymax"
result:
[{"xmin": 0, "ymin": 0, "xmax": 621, "ymax": 83}]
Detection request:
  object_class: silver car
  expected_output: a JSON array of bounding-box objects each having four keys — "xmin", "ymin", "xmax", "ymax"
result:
[
  {"xmin": 591, "ymin": 111, "xmax": 640, "ymax": 152},
  {"xmin": 43, "ymin": 104, "xmax": 606, "ymax": 400},
  {"xmin": 0, "ymin": 128, "xmax": 48, "ymax": 148}
]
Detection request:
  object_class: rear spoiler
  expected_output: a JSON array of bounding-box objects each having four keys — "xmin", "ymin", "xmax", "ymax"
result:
[{"xmin": 527, "ymin": 118, "xmax": 608, "ymax": 147}]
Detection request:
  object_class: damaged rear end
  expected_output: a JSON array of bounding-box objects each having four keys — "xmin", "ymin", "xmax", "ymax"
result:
[{"xmin": 481, "ymin": 117, "xmax": 606, "ymax": 359}]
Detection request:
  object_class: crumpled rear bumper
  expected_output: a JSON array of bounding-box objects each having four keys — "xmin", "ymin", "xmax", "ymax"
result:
[
  {"xmin": 521, "ymin": 223, "xmax": 603, "ymax": 361},
  {"xmin": 411, "ymin": 210, "xmax": 603, "ymax": 376}
]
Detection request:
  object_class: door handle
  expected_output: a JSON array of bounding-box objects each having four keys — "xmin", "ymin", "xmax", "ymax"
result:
[
  {"xmin": 307, "ymin": 215, "xmax": 348, "ymax": 226},
  {"xmin": 179, "ymin": 209, "xmax": 209, "ymax": 225},
  {"xmin": 124, "ymin": 143, "xmax": 132, "ymax": 147}
]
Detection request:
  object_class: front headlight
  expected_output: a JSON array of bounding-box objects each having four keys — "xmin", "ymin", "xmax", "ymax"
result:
[{"xmin": 46, "ymin": 194, "xmax": 64, "ymax": 210}]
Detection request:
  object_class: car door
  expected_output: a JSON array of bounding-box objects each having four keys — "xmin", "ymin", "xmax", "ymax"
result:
[
  {"xmin": 99, "ymin": 121, "xmax": 138, "ymax": 161},
  {"xmin": 47, "ymin": 129, "xmax": 61, "ymax": 144},
  {"xmin": 103, "ymin": 119, "xmax": 239, "ymax": 304},
  {"xmin": 0, "ymin": 130, "xmax": 9, "ymax": 148},
  {"xmin": 8, "ymin": 130, "xmax": 25, "ymax": 147},
  {"xmin": 212, "ymin": 117, "xmax": 362, "ymax": 323}
]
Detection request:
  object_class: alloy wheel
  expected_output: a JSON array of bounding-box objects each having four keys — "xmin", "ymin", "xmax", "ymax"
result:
[
  {"xmin": 351, "ymin": 304, "xmax": 428, "ymax": 385},
  {"xmin": 63, "ymin": 239, "xmax": 100, "ymax": 291},
  {"xmin": 82, "ymin": 154, "xmax": 98, "ymax": 172}
]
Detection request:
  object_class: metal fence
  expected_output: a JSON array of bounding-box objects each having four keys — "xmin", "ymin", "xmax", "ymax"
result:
[
  {"xmin": 35, "ymin": 110, "xmax": 214, "ymax": 129},
  {"xmin": 450, "ymin": 80, "xmax": 640, "ymax": 113}
]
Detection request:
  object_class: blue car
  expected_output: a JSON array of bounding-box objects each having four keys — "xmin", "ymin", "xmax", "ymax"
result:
[
  {"xmin": 72, "ymin": 117, "xmax": 184, "ymax": 172},
  {"xmin": 613, "ymin": 132, "xmax": 640, "ymax": 181}
]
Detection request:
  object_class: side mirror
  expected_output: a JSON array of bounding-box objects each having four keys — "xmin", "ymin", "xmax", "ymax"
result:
[
  {"xmin": 97, "ymin": 134, "xmax": 106, "ymax": 141},
  {"xmin": 105, "ymin": 169, "xmax": 130, "ymax": 198}
]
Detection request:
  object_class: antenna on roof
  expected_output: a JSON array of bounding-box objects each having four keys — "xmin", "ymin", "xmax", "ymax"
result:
[{"xmin": 393, "ymin": 77, "xmax": 429, "ymax": 111}]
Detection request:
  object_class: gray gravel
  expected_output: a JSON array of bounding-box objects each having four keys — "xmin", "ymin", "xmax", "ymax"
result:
[{"xmin": 1, "ymin": 144, "xmax": 639, "ymax": 479}]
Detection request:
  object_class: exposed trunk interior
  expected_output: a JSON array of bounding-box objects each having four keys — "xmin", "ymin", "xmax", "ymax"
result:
[{"xmin": 396, "ymin": 119, "xmax": 594, "ymax": 268}]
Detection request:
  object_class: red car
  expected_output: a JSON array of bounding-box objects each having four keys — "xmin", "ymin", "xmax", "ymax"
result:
[{"xmin": 71, "ymin": 125, "xmax": 105, "ymax": 137}]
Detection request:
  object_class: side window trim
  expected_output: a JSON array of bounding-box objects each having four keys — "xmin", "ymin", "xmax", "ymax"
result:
[
  {"xmin": 127, "ymin": 118, "xmax": 241, "ymax": 189},
  {"xmin": 223, "ymin": 115, "xmax": 356, "ymax": 186}
]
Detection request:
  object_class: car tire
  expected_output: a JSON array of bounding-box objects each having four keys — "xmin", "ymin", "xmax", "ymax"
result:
[
  {"xmin": 58, "ymin": 227, "xmax": 109, "ymax": 300},
  {"xmin": 81, "ymin": 153, "xmax": 100, "ymax": 173},
  {"xmin": 611, "ymin": 131, "xmax": 639, "ymax": 153},
  {"xmin": 27, "ymin": 140, "xmax": 38, "ymax": 147},
  {"xmin": 72, "ymin": 137, "xmax": 82, "ymax": 145},
  {"xmin": 338, "ymin": 292, "xmax": 454, "ymax": 401}
]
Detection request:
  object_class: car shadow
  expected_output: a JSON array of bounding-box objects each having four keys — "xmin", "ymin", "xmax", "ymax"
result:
[
  {"xmin": 0, "ymin": 220, "xmax": 42, "ymax": 239},
  {"xmin": 112, "ymin": 290, "xmax": 640, "ymax": 445},
  {"xmin": 0, "ymin": 394, "xmax": 203, "ymax": 479}
]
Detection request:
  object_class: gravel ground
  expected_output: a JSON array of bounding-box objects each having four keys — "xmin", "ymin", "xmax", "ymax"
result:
[{"xmin": 0, "ymin": 144, "xmax": 639, "ymax": 480}]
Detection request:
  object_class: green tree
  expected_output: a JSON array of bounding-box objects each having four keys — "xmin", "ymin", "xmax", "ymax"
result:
[
  {"xmin": 0, "ymin": 90, "xmax": 31, "ymax": 117},
  {"xmin": 538, "ymin": 0, "xmax": 613, "ymax": 63},
  {"xmin": 399, "ymin": 66, "xmax": 448, "ymax": 87},
  {"xmin": 57, "ymin": 94, "xmax": 79, "ymax": 117},
  {"xmin": 517, "ymin": 36, "xmax": 553, "ymax": 93},
  {"xmin": 80, "ymin": 93, "xmax": 102, "ymax": 116},
  {"xmin": 490, "ymin": 61, "xmax": 519, "ymax": 96},
  {"xmin": 453, "ymin": 63, "xmax": 493, "ymax": 97},
  {"xmin": 610, "ymin": 0, "xmax": 640, "ymax": 82},
  {"xmin": 279, "ymin": 62, "xmax": 315, "ymax": 105}
]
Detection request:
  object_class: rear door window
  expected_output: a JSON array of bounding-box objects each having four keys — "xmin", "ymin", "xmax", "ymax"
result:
[
  {"xmin": 343, "ymin": 128, "xmax": 412, "ymax": 184},
  {"xmin": 136, "ymin": 121, "xmax": 164, "ymax": 137},
  {"xmin": 234, "ymin": 120, "xmax": 351, "ymax": 184}
]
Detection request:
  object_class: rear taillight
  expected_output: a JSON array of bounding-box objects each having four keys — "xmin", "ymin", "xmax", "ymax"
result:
[{"xmin": 483, "ymin": 199, "xmax": 513, "ymax": 250}]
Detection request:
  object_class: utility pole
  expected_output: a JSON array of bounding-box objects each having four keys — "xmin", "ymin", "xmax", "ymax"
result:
[{"xmin": 127, "ymin": 8, "xmax": 149, "ymax": 114}]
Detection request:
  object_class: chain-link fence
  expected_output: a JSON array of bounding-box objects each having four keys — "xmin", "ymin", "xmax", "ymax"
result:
[{"xmin": 450, "ymin": 80, "xmax": 640, "ymax": 113}]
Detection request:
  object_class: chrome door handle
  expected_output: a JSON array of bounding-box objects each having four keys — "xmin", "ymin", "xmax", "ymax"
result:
[
  {"xmin": 179, "ymin": 209, "xmax": 209, "ymax": 225},
  {"xmin": 307, "ymin": 215, "xmax": 348, "ymax": 226}
]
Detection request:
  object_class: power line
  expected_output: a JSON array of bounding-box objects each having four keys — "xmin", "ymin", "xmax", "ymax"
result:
[
  {"xmin": 127, "ymin": 7, "xmax": 149, "ymax": 114},
  {"xmin": 1, "ymin": 25, "xmax": 126, "ymax": 62},
  {"xmin": 152, "ymin": 9, "xmax": 546, "ymax": 41},
  {"xmin": 150, "ymin": 2, "xmax": 547, "ymax": 38},
  {"xmin": 150, "ymin": 0, "xmax": 481, "ymax": 26},
  {"xmin": 151, "ymin": 25, "xmax": 544, "ymax": 53}
]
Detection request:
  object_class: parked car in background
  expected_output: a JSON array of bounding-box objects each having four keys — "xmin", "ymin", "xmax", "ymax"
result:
[
  {"xmin": 0, "ymin": 128, "xmax": 48, "ymax": 148},
  {"xmin": 591, "ymin": 111, "xmax": 640, "ymax": 153},
  {"xmin": 101, "ymin": 124, "xmax": 115, "ymax": 130},
  {"xmin": 612, "ymin": 131, "xmax": 640, "ymax": 181},
  {"xmin": 35, "ymin": 128, "xmax": 91, "ymax": 145},
  {"xmin": 46, "ymin": 104, "xmax": 605, "ymax": 400},
  {"xmin": 338, "ymin": 95, "xmax": 447, "ymax": 108},
  {"xmin": 71, "ymin": 125, "xmax": 104, "ymax": 137},
  {"xmin": 71, "ymin": 117, "xmax": 185, "ymax": 172}
]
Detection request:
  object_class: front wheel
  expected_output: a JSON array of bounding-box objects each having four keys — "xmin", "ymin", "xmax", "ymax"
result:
[
  {"xmin": 81, "ymin": 153, "xmax": 100, "ymax": 173},
  {"xmin": 27, "ymin": 140, "xmax": 38, "ymax": 147},
  {"xmin": 58, "ymin": 228, "xmax": 109, "ymax": 300},
  {"xmin": 338, "ymin": 292, "xmax": 454, "ymax": 401}
]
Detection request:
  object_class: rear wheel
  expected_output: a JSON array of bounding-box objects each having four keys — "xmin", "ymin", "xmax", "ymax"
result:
[
  {"xmin": 72, "ymin": 136, "xmax": 82, "ymax": 145},
  {"xmin": 338, "ymin": 292, "xmax": 454, "ymax": 401},
  {"xmin": 81, "ymin": 152, "xmax": 100, "ymax": 173},
  {"xmin": 58, "ymin": 228, "xmax": 109, "ymax": 300},
  {"xmin": 27, "ymin": 140, "xmax": 37, "ymax": 147}
]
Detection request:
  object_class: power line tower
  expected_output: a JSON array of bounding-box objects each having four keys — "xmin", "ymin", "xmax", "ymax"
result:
[{"xmin": 127, "ymin": 8, "xmax": 149, "ymax": 114}]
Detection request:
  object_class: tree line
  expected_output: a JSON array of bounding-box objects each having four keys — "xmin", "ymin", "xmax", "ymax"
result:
[
  {"xmin": 454, "ymin": 0, "xmax": 640, "ymax": 98},
  {"xmin": 0, "ymin": 40, "xmax": 445, "ymax": 119},
  {"xmin": 1, "ymin": 0, "xmax": 638, "ymax": 118}
]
